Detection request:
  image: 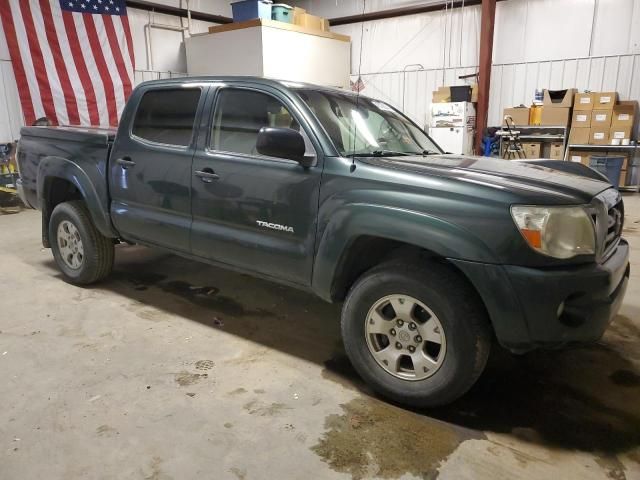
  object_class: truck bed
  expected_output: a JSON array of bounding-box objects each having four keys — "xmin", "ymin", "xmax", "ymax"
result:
[{"xmin": 17, "ymin": 126, "xmax": 115, "ymax": 212}]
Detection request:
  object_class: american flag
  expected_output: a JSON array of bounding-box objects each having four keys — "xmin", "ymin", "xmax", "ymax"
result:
[{"xmin": 0, "ymin": 0, "xmax": 135, "ymax": 127}]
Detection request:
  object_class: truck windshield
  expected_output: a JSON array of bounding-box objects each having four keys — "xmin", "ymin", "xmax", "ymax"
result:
[{"xmin": 296, "ymin": 89, "xmax": 441, "ymax": 157}]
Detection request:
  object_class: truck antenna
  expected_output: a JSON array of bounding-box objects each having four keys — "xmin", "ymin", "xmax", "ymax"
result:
[{"xmin": 351, "ymin": 0, "xmax": 366, "ymax": 173}]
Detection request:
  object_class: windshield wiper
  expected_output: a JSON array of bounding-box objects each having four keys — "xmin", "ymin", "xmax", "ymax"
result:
[
  {"xmin": 351, "ymin": 150, "xmax": 414, "ymax": 157},
  {"xmin": 421, "ymin": 149, "xmax": 440, "ymax": 155}
]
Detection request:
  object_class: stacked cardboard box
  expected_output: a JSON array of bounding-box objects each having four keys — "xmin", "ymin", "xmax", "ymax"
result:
[
  {"xmin": 540, "ymin": 89, "xmax": 575, "ymax": 126},
  {"xmin": 292, "ymin": 7, "xmax": 330, "ymax": 32}
]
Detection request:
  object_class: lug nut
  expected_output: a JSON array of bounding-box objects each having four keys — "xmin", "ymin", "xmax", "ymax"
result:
[
  {"xmin": 415, "ymin": 335, "xmax": 423, "ymax": 343},
  {"xmin": 408, "ymin": 345, "xmax": 416, "ymax": 353},
  {"xmin": 396, "ymin": 319, "xmax": 404, "ymax": 327},
  {"xmin": 408, "ymin": 322, "xmax": 417, "ymax": 331},
  {"xmin": 389, "ymin": 328, "xmax": 396, "ymax": 336},
  {"xmin": 395, "ymin": 342, "xmax": 402, "ymax": 349}
]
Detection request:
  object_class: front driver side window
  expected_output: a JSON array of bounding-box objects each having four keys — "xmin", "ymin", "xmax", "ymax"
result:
[{"xmin": 210, "ymin": 88, "xmax": 312, "ymax": 157}]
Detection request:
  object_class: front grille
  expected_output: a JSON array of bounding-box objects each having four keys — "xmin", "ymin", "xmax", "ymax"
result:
[{"xmin": 604, "ymin": 200, "xmax": 624, "ymax": 253}]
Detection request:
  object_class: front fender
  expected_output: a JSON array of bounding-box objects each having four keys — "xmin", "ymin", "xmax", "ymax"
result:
[
  {"xmin": 37, "ymin": 156, "xmax": 117, "ymax": 239},
  {"xmin": 311, "ymin": 202, "xmax": 498, "ymax": 301}
]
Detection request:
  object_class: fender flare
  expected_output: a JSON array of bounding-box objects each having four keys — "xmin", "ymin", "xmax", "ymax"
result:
[
  {"xmin": 311, "ymin": 202, "xmax": 498, "ymax": 301},
  {"xmin": 37, "ymin": 156, "xmax": 117, "ymax": 240}
]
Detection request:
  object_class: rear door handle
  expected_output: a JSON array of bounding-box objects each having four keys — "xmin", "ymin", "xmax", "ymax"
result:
[
  {"xmin": 194, "ymin": 168, "xmax": 220, "ymax": 183},
  {"xmin": 116, "ymin": 157, "xmax": 136, "ymax": 169}
]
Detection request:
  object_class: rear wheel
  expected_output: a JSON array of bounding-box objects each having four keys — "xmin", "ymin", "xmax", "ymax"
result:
[
  {"xmin": 49, "ymin": 200, "xmax": 114, "ymax": 285},
  {"xmin": 341, "ymin": 260, "xmax": 491, "ymax": 407}
]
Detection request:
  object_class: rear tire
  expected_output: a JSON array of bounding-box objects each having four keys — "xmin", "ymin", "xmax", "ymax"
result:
[
  {"xmin": 49, "ymin": 200, "xmax": 114, "ymax": 285},
  {"xmin": 341, "ymin": 260, "xmax": 491, "ymax": 408}
]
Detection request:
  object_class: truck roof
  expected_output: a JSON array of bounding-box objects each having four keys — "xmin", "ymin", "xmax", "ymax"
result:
[{"xmin": 137, "ymin": 75, "xmax": 364, "ymax": 98}]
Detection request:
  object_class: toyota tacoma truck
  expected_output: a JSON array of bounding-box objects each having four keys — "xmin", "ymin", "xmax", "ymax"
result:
[{"xmin": 16, "ymin": 77, "xmax": 629, "ymax": 407}]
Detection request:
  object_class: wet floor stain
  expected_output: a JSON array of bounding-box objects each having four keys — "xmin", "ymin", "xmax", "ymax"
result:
[
  {"xmin": 243, "ymin": 400, "xmax": 291, "ymax": 417},
  {"xmin": 425, "ymin": 342, "xmax": 640, "ymax": 454},
  {"xmin": 610, "ymin": 369, "xmax": 640, "ymax": 387},
  {"xmin": 174, "ymin": 371, "xmax": 208, "ymax": 387},
  {"xmin": 117, "ymin": 271, "xmax": 277, "ymax": 319},
  {"xmin": 594, "ymin": 455, "xmax": 627, "ymax": 480},
  {"xmin": 312, "ymin": 397, "xmax": 469, "ymax": 480}
]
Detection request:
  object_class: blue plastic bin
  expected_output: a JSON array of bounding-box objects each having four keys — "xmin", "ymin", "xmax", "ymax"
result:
[
  {"xmin": 272, "ymin": 4, "xmax": 293, "ymax": 23},
  {"xmin": 589, "ymin": 156, "xmax": 624, "ymax": 188},
  {"xmin": 231, "ymin": 0, "xmax": 272, "ymax": 22}
]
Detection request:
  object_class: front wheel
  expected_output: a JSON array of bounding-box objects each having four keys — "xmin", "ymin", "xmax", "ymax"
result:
[
  {"xmin": 49, "ymin": 200, "xmax": 114, "ymax": 285},
  {"xmin": 341, "ymin": 260, "xmax": 491, "ymax": 407}
]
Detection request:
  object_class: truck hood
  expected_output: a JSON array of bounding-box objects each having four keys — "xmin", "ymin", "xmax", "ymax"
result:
[{"xmin": 358, "ymin": 154, "xmax": 611, "ymax": 203}]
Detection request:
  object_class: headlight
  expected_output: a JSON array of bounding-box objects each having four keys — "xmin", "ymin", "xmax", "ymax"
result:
[{"xmin": 511, "ymin": 205, "xmax": 595, "ymax": 259}]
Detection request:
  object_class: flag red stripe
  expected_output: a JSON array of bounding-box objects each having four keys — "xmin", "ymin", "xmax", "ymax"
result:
[
  {"xmin": 120, "ymin": 15, "xmax": 135, "ymax": 69},
  {"xmin": 61, "ymin": 11, "xmax": 100, "ymax": 125},
  {"xmin": 39, "ymin": 0, "xmax": 80, "ymax": 125},
  {"xmin": 82, "ymin": 14, "xmax": 118, "ymax": 126},
  {"xmin": 19, "ymin": 1, "xmax": 58, "ymax": 124},
  {"xmin": 103, "ymin": 15, "xmax": 132, "ymax": 99},
  {"xmin": 0, "ymin": 2, "xmax": 36, "ymax": 125}
]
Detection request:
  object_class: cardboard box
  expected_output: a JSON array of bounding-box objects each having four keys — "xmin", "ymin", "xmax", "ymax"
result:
[
  {"xmin": 293, "ymin": 7, "xmax": 306, "ymax": 26},
  {"xmin": 594, "ymin": 91, "xmax": 617, "ymax": 110},
  {"xmin": 522, "ymin": 143, "xmax": 541, "ymax": 159},
  {"xmin": 568, "ymin": 150, "xmax": 591, "ymax": 165},
  {"xmin": 503, "ymin": 107, "xmax": 530, "ymax": 126},
  {"xmin": 432, "ymin": 86, "xmax": 451, "ymax": 103},
  {"xmin": 432, "ymin": 89, "xmax": 450, "ymax": 103},
  {"xmin": 471, "ymin": 84, "xmax": 478, "ymax": 103},
  {"xmin": 299, "ymin": 12, "xmax": 326, "ymax": 30},
  {"xmin": 610, "ymin": 125, "xmax": 633, "ymax": 140},
  {"xmin": 574, "ymin": 93, "xmax": 595, "ymax": 111},
  {"xmin": 591, "ymin": 109, "xmax": 612, "ymax": 127},
  {"xmin": 612, "ymin": 101, "xmax": 637, "ymax": 127},
  {"xmin": 540, "ymin": 107, "xmax": 570, "ymax": 126},
  {"xmin": 569, "ymin": 127, "xmax": 591, "ymax": 144},
  {"xmin": 543, "ymin": 88, "xmax": 577, "ymax": 108},
  {"xmin": 549, "ymin": 142, "xmax": 564, "ymax": 160},
  {"xmin": 572, "ymin": 110, "xmax": 592, "ymax": 128},
  {"xmin": 589, "ymin": 127, "xmax": 610, "ymax": 145}
]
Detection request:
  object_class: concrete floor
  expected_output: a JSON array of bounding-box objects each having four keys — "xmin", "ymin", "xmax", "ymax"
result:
[{"xmin": 1, "ymin": 197, "xmax": 640, "ymax": 480}]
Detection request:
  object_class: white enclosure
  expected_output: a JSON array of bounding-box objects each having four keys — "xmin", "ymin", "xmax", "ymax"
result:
[{"xmin": 185, "ymin": 21, "xmax": 351, "ymax": 88}]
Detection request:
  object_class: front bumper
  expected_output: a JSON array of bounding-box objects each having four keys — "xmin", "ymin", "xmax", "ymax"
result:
[{"xmin": 450, "ymin": 239, "xmax": 630, "ymax": 352}]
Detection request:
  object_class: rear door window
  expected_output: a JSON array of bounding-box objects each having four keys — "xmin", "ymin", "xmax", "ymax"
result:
[{"xmin": 132, "ymin": 88, "xmax": 201, "ymax": 146}]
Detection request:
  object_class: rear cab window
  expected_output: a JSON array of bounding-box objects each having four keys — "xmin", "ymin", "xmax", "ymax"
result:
[{"xmin": 132, "ymin": 88, "xmax": 202, "ymax": 147}]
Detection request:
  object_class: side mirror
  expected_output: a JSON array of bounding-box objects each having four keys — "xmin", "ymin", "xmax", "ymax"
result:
[{"xmin": 256, "ymin": 127, "xmax": 312, "ymax": 166}]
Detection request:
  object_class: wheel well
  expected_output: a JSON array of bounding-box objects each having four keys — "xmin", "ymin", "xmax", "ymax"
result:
[
  {"xmin": 42, "ymin": 177, "xmax": 83, "ymax": 247},
  {"xmin": 330, "ymin": 236, "xmax": 440, "ymax": 302}
]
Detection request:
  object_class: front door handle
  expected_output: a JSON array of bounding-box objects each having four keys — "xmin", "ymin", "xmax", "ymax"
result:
[
  {"xmin": 116, "ymin": 157, "xmax": 136, "ymax": 169},
  {"xmin": 194, "ymin": 168, "xmax": 220, "ymax": 183}
]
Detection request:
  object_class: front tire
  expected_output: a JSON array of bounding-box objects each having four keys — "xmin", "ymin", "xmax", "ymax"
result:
[
  {"xmin": 341, "ymin": 260, "xmax": 491, "ymax": 407},
  {"xmin": 49, "ymin": 200, "xmax": 114, "ymax": 285}
]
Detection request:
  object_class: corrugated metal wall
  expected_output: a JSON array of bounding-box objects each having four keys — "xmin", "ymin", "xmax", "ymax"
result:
[
  {"xmin": 1, "ymin": 0, "xmax": 639, "ymax": 141},
  {"xmin": 332, "ymin": 0, "xmax": 640, "ymax": 130}
]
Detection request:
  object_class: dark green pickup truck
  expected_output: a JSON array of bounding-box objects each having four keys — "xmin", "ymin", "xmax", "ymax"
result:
[{"xmin": 16, "ymin": 77, "xmax": 629, "ymax": 407}]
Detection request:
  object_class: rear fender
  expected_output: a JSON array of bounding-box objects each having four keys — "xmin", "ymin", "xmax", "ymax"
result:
[{"xmin": 37, "ymin": 156, "xmax": 117, "ymax": 241}]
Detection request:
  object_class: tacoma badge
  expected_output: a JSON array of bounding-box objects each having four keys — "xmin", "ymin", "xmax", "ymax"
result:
[{"xmin": 256, "ymin": 220, "xmax": 294, "ymax": 233}]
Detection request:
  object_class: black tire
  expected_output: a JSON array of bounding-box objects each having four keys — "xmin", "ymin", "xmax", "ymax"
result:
[
  {"xmin": 341, "ymin": 260, "xmax": 491, "ymax": 408},
  {"xmin": 49, "ymin": 200, "xmax": 114, "ymax": 285}
]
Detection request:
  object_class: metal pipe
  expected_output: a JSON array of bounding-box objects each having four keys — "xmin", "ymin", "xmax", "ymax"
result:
[{"xmin": 127, "ymin": 0, "xmax": 232, "ymax": 24}]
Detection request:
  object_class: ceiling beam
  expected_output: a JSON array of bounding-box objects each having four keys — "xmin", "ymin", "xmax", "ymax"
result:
[
  {"xmin": 126, "ymin": 1, "xmax": 233, "ymax": 24},
  {"xmin": 329, "ymin": 0, "xmax": 507, "ymax": 26}
]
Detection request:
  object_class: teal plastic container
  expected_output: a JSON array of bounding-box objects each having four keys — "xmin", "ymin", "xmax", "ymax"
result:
[{"xmin": 272, "ymin": 4, "xmax": 293, "ymax": 23}]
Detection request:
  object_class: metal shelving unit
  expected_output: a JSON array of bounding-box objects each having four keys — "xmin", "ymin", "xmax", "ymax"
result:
[
  {"xmin": 564, "ymin": 143, "xmax": 640, "ymax": 192},
  {"xmin": 496, "ymin": 125, "xmax": 569, "ymax": 158}
]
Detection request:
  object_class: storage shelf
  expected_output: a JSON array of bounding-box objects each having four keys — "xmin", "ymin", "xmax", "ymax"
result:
[{"xmin": 566, "ymin": 144, "xmax": 637, "ymax": 150}]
